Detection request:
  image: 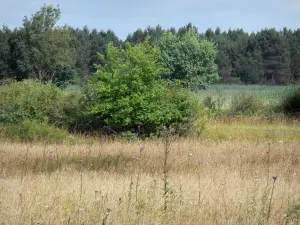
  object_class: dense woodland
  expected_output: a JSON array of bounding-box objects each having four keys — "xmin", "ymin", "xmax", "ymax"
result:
[{"xmin": 0, "ymin": 5, "xmax": 300, "ymax": 86}]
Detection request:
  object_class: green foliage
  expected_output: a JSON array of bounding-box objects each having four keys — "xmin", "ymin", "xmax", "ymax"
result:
[
  {"xmin": 0, "ymin": 80, "xmax": 82, "ymax": 141},
  {"xmin": 126, "ymin": 25, "xmax": 165, "ymax": 45},
  {"xmin": 10, "ymin": 4, "xmax": 76, "ymax": 81},
  {"xmin": 1, "ymin": 119, "xmax": 69, "ymax": 143},
  {"xmin": 52, "ymin": 68, "xmax": 79, "ymax": 88},
  {"xmin": 280, "ymin": 88, "xmax": 300, "ymax": 116},
  {"xmin": 84, "ymin": 39, "xmax": 202, "ymax": 136},
  {"xmin": 237, "ymin": 50, "xmax": 264, "ymax": 84},
  {"xmin": 0, "ymin": 80, "xmax": 80, "ymax": 126},
  {"xmin": 2, "ymin": 8, "xmax": 300, "ymax": 86},
  {"xmin": 0, "ymin": 26, "xmax": 12, "ymax": 80},
  {"xmin": 159, "ymin": 31, "xmax": 219, "ymax": 90},
  {"xmin": 203, "ymin": 96, "xmax": 217, "ymax": 113},
  {"xmin": 162, "ymin": 87, "xmax": 206, "ymax": 136},
  {"xmin": 88, "ymin": 29, "xmax": 121, "ymax": 73},
  {"xmin": 230, "ymin": 93, "xmax": 264, "ymax": 116}
]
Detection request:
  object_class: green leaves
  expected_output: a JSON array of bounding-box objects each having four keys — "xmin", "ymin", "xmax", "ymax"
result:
[
  {"xmin": 87, "ymin": 40, "xmax": 165, "ymax": 131},
  {"xmin": 84, "ymin": 39, "xmax": 201, "ymax": 136},
  {"xmin": 159, "ymin": 31, "xmax": 219, "ymax": 90},
  {"xmin": 0, "ymin": 80, "xmax": 81, "ymax": 128},
  {"xmin": 13, "ymin": 4, "xmax": 75, "ymax": 82}
]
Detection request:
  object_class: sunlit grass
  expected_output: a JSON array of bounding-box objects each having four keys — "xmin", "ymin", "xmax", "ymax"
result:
[
  {"xmin": 1, "ymin": 136, "xmax": 300, "ymax": 224},
  {"xmin": 203, "ymin": 119, "xmax": 300, "ymax": 142}
]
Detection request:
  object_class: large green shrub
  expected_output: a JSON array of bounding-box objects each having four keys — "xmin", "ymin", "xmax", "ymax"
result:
[
  {"xmin": 0, "ymin": 80, "xmax": 81, "ymax": 141},
  {"xmin": 83, "ymin": 39, "xmax": 203, "ymax": 137},
  {"xmin": 0, "ymin": 80, "xmax": 80, "ymax": 126}
]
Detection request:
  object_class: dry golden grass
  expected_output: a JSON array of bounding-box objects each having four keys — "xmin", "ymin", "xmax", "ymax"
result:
[{"xmin": 1, "ymin": 138, "xmax": 300, "ymax": 224}]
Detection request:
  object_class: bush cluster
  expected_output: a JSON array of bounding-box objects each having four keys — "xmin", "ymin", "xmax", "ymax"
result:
[
  {"xmin": 1, "ymin": 40, "xmax": 205, "ymax": 141},
  {"xmin": 0, "ymin": 80, "xmax": 81, "ymax": 142}
]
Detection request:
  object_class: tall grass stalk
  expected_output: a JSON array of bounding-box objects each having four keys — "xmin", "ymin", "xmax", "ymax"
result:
[
  {"xmin": 267, "ymin": 143, "xmax": 271, "ymax": 186},
  {"xmin": 162, "ymin": 127, "xmax": 174, "ymax": 213},
  {"xmin": 21, "ymin": 145, "xmax": 31, "ymax": 182},
  {"xmin": 128, "ymin": 177, "xmax": 133, "ymax": 211},
  {"xmin": 197, "ymin": 162, "xmax": 202, "ymax": 206},
  {"xmin": 135, "ymin": 146, "xmax": 144, "ymax": 208},
  {"xmin": 267, "ymin": 176, "xmax": 277, "ymax": 222},
  {"xmin": 79, "ymin": 160, "xmax": 83, "ymax": 201}
]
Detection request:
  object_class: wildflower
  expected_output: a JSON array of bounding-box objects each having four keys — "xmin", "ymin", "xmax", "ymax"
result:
[
  {"xmin": 272, "ymin": 176, "xmax": 278, "ymax": 182},
  {"xmin": 132, "ymin": 156, "xmax": 137, "ymax": 160},
  {"xmin": 80, "ymin": 160, "xmax": 83, "ymax": 165}
]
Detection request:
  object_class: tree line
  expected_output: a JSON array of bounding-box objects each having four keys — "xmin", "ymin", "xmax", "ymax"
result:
[{"xmin": 0, "ymin": 4, "xmax": 299, "ymax": 86}]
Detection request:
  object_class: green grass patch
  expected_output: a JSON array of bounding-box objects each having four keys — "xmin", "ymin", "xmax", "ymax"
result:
[{"xmin": 203, "ymin": 120, "xmax": 300, "ymax": 142}]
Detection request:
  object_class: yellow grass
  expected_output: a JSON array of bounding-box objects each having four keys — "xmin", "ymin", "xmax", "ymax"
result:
[{"xmin": 1, "ymin": 137, "xmax": 300, "ymax": 224}]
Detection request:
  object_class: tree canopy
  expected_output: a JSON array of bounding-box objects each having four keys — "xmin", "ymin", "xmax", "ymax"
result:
[
  {"xmin": 159, "ymin": 31, "xmax": 219, "ymax": 90},
  {"xmin": 9, "ymin": 4, "xmax": 75, "ymax": 82},
  {"xmin": 0, "ymin": 4, "xmax": 300, "ymax": 85}
]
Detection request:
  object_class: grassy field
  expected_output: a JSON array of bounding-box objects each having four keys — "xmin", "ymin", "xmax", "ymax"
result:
[
  {"xmin": 198, "ymin": 84, "xmax": 298, "ymax": 109},
  {"xmin": 1, "ymin": 136, "xmax": 300, "ymax": 224},
  {"xmin": 1, "ymin": 84, "xmax": 300, "ymax": 224}
]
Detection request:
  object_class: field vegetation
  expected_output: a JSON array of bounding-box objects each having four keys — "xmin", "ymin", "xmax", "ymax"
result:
[
  {"xmin": 1, "ymin": 136, "xmax": 300, "ymax": 224},
  {"xmin": 1, "ymin": 82, "xmax": 300, "ymax": 224},
  {"xmin": 1, "ymin": 4, "xmax": 300, "ymax": 225}
]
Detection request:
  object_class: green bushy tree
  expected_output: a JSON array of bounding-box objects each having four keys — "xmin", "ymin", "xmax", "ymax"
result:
[
  {"xmin": 84, "ymin": 39, "xmax": 202, "ymax": 137},
  {"xmin": 10, "ymin": 4, "xmax": 75, "ymax": 82},
  {"xmin": 159, "ymin": 31, "xmax": 219, "ymax": 90}
]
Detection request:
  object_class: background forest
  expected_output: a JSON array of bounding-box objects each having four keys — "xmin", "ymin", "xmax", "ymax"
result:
[{"xmin": 1, "ymin": 5, "xmax": 300, "ymax": 86}]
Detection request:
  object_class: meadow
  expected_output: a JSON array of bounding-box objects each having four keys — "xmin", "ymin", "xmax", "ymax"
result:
[
  {"xmin": 1, "ymin": 84, "xmax": 300, "ymax": 225},
  {"xmin": 197, "ymin": 84, "xmax": 299, "ymax": 111}
]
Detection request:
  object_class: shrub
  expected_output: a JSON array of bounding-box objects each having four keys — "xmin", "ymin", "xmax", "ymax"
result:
[
  {"xmin": 0, "ymin": 79, "xmax": 81, "ymax": 127},
  {"xmin": 0, "ymin": 79, "xmax": 82, "ymax": 141},
  {"xmin": 161, "ymin": 87, "xmax": 206, "ymax": 136},
  {"xmin": 229, "ymin": 93, "xmax": 264, "ymax": 116},
  {"xmin": 203, "ymin": 96, "xmax": 217, "ymax": 114},
  {"xmin": 280, "ymin": 88, "xmax": 300, "ymax": 116},
  {"xmin": 1, "ymin": 120, "xmax": 69, "ymax": 143},
  {"xmin": 82, "ymin": 39, "xmax": 203, "ymax": 137}
]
